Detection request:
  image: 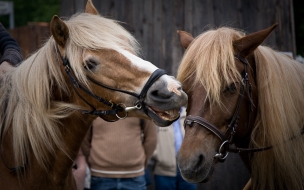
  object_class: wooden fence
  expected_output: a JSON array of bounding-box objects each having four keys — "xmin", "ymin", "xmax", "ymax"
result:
[{"xmin": 9, "ymin": 22, "xmax": 50, "ymax": 58}]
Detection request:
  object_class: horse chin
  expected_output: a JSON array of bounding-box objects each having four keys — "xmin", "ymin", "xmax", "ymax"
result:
[
  {"xmin": 199, "ymin": 164, "xmax": 215, "ymax": 183},
  {"xmin": 146, "ymin": 106, "xmax": 180, "ymax": 127},
  {"xmin": 180, "ymin": 160, "xmax": 215, "ymax": 183}
]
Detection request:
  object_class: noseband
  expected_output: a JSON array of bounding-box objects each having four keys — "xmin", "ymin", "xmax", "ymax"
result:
[
  {"xmin": 59, "ymin": 50, "xmax": 166, "ymax": 121},
  {"xmin": 184, "ymin": 55, "xmax": 255, "ymax": 162}
]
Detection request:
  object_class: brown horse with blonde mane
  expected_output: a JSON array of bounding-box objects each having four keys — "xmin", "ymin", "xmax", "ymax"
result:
[
  {"xmin": 0, "ymin": 1, "xmax": 187, "ymax": 189},
  {"xmin": 176, "ymin": 24, "xmax": 304, "ymax": 190}
]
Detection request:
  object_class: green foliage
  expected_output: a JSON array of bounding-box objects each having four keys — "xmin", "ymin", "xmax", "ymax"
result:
[{"xmin": 0, "ymin": 0, "xmax": 60, "ymax": 29}]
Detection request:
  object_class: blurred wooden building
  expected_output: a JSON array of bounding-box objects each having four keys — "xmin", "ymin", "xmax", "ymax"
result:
[{"xmin": 60, "ymin": 0, "xmax": 295, "ymax": 77}]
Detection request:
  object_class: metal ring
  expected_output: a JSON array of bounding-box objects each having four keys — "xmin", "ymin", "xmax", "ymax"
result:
[
  {"xmin": 135, "ymin": 103, "xmax": 142, "ymax": 109},
  {"xmin": 116, "ymin": 103, "xmax": 128, "ymax": 119},
  {"xmin": 214, "ymin": 140, "xmax": 229, "ymax": 161}
]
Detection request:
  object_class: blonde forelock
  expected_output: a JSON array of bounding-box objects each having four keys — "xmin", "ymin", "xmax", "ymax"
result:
[{"xmin": 177, "ymin": 27, "xmax": 244, "ymax": 106}]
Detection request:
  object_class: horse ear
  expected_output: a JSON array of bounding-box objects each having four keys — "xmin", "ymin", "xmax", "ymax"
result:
[
  {"xmin": 177, "ymin": 30, "xmax": 194, "ymax": 49},
  {"xmin": 234, "ymin": 23, "xmax": 278, "ymax": 57},
  {"xmin": 85, "ymin": 0, "xmax": 99, "ymax": 15},
  {"xmin": 50, "ymin": 15, "xmax": 69, "ymax": 48}
]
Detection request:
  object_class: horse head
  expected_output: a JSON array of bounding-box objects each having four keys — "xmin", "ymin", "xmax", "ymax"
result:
[
  {"xmin": 176, "ymin": 24, "xmax": 277, "ymax": 183},
  {"xmin": 0, "ymin": 1, "xmax": 188, "ymax": 189},
  {"xmin": 50, "ymin": 0, "xmax": 188, "ymax": 127}
]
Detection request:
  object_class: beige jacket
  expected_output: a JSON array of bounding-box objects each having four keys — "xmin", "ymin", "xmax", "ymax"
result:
[{"xmin": 152, "ymin": 107, "xmax": 186, "ymax": 177}]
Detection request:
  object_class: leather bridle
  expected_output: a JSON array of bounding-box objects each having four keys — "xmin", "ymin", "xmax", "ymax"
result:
[
  {"xmin": 184, "ymin": 55, "xmax": 256, "ymax": 162},
  {"xmin": 60, "ymin": 51, "xmax": 166, "ymax": 122},
  {"xmin": 0, "ymin": 49, "xmax": 167, "ymax": 172},
  {"xmin": 184, "ymin": 55, "xmax": 304, "ymax": 162}
]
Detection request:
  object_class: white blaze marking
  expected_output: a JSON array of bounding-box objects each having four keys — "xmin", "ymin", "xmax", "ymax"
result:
[
  {"xmin": 118, "ymin": 49, "xmax": 157, "ymax": 72},
  {"xmin": 118, "ymin": 49, "xmax": 182, "ymax": 96}
]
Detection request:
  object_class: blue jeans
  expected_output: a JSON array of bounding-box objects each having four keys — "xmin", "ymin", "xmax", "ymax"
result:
[
  {"xmin": 154, "ymin": 166, "xmax": 196, "ymax": 190},
  {"xmin": 90, "ymin": 175, "xmax": 146, "ymax": 190},
  {"xmin": 144, "ymin": 168, "xmax": 152, "ymax": 186}
]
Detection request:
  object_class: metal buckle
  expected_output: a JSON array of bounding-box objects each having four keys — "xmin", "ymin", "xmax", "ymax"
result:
[{"xmin": 108, "ymin": 101, "xmax": 114, "ymax": 108}]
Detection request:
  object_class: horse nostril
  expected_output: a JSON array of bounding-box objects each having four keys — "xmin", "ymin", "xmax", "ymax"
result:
[
  {"xmin": 151, "ymin": 90, "xmax": 159, "ymax": 97},
  {"xmin": 196, "ymin": 154, "xmax": 205, "ymax": 167},
  {"xmin": 149, "ymin": 89, "xmax": 172, "ymax": 99}
]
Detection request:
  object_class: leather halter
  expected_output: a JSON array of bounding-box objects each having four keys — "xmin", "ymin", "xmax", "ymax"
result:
[
  {"xmin": 0, "ymin": 50, "xmax": 166, "ymax": 172},
  {"xmin": 184, "ymin": 54, "xmax": 254, "ymax": 162},
  {"xmin": 60, "ymin": 51, "xmax": 166, "ymax": 122}
]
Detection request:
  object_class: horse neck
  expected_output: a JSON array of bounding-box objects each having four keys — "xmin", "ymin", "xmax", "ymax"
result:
[
  {"xmin": 48, "ymin": 76, "xmax": 97, "ymax": 186},
  {"xmin": 0, "ymin": 112, "xmax": 94, "ymax": 189},
  {"xmin": 50, "ymin": 113, "xmax": 95, "ymax": 187}
]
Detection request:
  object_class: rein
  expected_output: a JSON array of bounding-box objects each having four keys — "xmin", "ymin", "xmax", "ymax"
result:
[
  {"xmin": 184, "ymin": 55, "xmax": 304, "ymax": 162},
  {"xmin": 59, "ymin": 50, "xmax": 166, "ymax": 121}
]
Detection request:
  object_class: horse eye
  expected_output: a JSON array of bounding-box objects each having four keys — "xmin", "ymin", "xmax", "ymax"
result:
[
  {"xmin": 223, "ymin": 83, "xmax": 237, "ymax": 94},
  {"xmin": 84, "ymin": 60, "xmax": 97, "ymax": 70}
]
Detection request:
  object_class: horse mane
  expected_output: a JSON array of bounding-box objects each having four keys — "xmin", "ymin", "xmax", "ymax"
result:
[
  {"xmin": 177, "ymin": 27, "xmax": 304, "ymax": 189},
  {"xmin": 0, "ymin": 13, "xmax": 140, "ymax": 169},
  {"xmin": 251, "ymin": 46, "xmax": 304, "ymax": 190}
]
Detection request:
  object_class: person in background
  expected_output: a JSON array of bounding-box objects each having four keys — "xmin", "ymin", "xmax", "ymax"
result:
[
  {"xmin": 73, "ymin": 149, "xmax": 90, "ymax": 190},
  {"xmin": 0, "ymin": 23, "xmax": 23, "ymax": 69},
  {"xmin": 152, "ymin": 107, "xmax": 197, "ymax": 190},
  {"xmin": 81, "ymin": 117, "xmax": 157, "ymax": 190}
]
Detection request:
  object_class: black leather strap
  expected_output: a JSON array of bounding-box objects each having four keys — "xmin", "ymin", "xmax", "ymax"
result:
[{"xmin": 139, "ymin": 69, "xmax": 166, "ymax": 100}]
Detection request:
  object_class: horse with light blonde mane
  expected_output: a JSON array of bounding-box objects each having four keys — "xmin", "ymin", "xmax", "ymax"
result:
[
  {"xmin": 0, "ymin": 1, "xmax": 187, "ymax": 189},
  {"xmin": 176, "ymin": 24, "xmax": 304, "ymax": 190}
]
